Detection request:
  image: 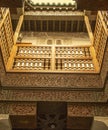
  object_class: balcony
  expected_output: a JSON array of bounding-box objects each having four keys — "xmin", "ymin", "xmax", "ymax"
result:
[{"xmin": 6, "ymin": 32, "xmax": 99, "ymax": 73}]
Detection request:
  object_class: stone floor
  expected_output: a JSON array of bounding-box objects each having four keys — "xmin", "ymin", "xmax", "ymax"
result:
[{"xmin": 17, "ymin": 32, "xmax": 91, "ymax": 46}]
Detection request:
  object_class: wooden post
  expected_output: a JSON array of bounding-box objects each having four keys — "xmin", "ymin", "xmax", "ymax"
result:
[
  {"xmin": 84, "ymin": 15, "xmax": 94, "ymax": 44},
  {"xmin": 13, "ymin": 14, "xmax": 24, "ymax": 44}
]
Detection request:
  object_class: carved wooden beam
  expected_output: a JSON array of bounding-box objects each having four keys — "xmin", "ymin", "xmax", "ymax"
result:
[
  {"xmin": 77, "ymin": 0, "xmax": 108, "ymax": 10},
  {"xmin": 0, "ymin": 0, "xmax": 24, "ymax": 8}
]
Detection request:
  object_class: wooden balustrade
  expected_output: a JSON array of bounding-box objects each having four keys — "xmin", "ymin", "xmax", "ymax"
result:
[{"xmin": 6, "ymin": 45, "xmax": 98, "ymax": 73}]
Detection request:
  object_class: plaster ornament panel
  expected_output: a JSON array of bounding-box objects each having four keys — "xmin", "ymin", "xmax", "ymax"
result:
[
  {"xmin": 6, "ymin": 90, "xmax": 98, "ymax": 102},
  {"xmin": 0, "ymin": 103, "xmax": 9, "ymax": 114},
  {"xmin": 95, "ymin": 104, "xmax": 108, "ymax": 116},
  {"xmin": 68, "ymin": 104, "xmax": 95, "ymax": 116},
  {"xmin": 0, "ymin": 90, "xmax": 9, "ymax": 100},
  {"xmin": 2, "ymin": 73, "xmax": 102, "ymax": 88},
  {"xmin": 9, "ymin": 103, "xmax": 36, "ymax": 115}
]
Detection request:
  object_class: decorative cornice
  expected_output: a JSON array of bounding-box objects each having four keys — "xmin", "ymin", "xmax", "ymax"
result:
[
  {"xmin": 26, "ymin": 0, "xmax": 77, "ymax": 6},
  {"xmin": 0, "ymin": 102, "xmax": 108, "ymax": 116},
  {"xmin": 0, "ymin": 88, "xmax": 108, "ymax": 102},
  {"xmin": 25, "ymin": 0, "xmax": 77, "ymax": 11}
]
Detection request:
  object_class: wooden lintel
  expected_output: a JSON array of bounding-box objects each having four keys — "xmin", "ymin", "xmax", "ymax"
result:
[
  {"xmin": 7, "ymin": 69, "xmax": 97, "ymax": 74},
  {"xmin": 23, "ymin": 13, "xmax": 84, "ymax": 21},
  {"xmin": 14, "ymin": 15, "xmax": 24, "ymax": 44},
  {"xmin": 84, "ymin": 15, "xmax": 94, "ymax": 45}
]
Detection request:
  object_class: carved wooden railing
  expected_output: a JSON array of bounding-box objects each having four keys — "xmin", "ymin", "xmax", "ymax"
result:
[{"xmin": 6, "ymin": 44, "xmax": 99, "ymax": 73}]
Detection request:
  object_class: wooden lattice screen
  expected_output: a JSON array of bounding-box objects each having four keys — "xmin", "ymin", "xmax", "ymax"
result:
[
  {"xmin": 0, "ymin": 8, "xmax": 14, "ymax": 66},
  {"xmin": 93, "ymin": 11, "xmax": 108, "ymax": 67}
]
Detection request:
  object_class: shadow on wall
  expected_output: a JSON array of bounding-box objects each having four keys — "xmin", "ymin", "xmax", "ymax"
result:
[{"xmin": 91, "ymin": 120, "xmax": 108, "ymax": 130}]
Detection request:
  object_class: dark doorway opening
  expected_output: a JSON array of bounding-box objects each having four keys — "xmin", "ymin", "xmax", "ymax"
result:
[{"xmin": 37, "ymin": 101, "xmax": 67, "ymax": 130}]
